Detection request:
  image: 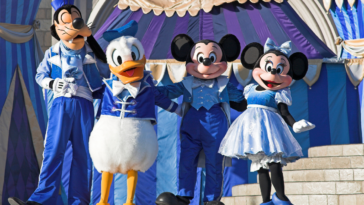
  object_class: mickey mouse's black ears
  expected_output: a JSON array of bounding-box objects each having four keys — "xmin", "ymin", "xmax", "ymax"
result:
[
  {"xmin": 240, "ymin": 42, "xmax": 264, "ymax": 70},
  {"xmin": 219, "ymin": 34, "xmax": 241, "ymax": 62},
  {"xmin": 289, "ymin": 52, "xmax": 308, "ymax": 80},
  {"xmin": 171, "ymin": 34, "xmax": 195, "ymax": 62}
]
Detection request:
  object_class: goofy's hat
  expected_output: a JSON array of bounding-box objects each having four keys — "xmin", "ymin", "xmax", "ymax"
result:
[{"xmin": 51, "ymin": 0, "xmax": 74, "ymax": 11}]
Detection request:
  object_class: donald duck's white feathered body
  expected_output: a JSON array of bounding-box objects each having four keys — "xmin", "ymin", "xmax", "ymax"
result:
[{"xmin": 88, "ymin": 21, "xmax": 179, "ymax": 205}]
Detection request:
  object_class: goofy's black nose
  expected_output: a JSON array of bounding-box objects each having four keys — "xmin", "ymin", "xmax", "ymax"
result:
[
  {"xmin": 203, "ymin": 58, "xmax": 212, "ymax": 66},
  {"xmin": 72, "ymin": 18, "xmax": 85, "ymax": 30}
]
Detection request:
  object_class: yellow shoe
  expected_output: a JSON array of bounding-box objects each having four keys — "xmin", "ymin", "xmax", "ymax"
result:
[
  {"xmin": 123, "ymin": 203, "xmax": 135, "ymax": 205},
  {"xmin": 96, "ymin": 203, "xmax": 110, "ymax": 205}
]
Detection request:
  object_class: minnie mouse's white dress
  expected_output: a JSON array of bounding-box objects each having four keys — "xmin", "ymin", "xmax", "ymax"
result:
[{"xmin": 219, "ymin": 84, "xmax": 303, "ymax": 171}]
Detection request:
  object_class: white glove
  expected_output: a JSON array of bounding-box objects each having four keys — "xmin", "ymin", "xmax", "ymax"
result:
[
  {"xmin": 53, "ymin": 78, "xmax": 78, "ymax": 98},
  {"xmin": 174, "ymin": 104, "xmax": 183, "ymax": 117},
  {"xmin": 293, "ymin": 119, "xmax": 315, "ymax": 133}
]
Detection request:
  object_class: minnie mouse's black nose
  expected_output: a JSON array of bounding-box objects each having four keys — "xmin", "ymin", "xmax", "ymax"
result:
[
  {"xmin": 271, "ymin": 68, "xmax": 277, "ymax": 75},
  {"xmin": 203, "ymin": 58, "xmax": 212, "ymax": 66},
  {"xmin": 72, "ymin": 18, "xmax": 85, "ymax": 30}
]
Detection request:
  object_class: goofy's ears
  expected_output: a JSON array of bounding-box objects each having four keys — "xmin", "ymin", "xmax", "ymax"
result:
[
  {"xmin": 219, "ymin": 34, "xmax": 241, "ymax": 62},
  {"xmin": 289, "ymin": 52, "xmax": 308, "ymax": 80},
  {"xmin": 240, "ymin": 42, "xmax": 264, "ymax": 70},
  {"xmin": 171, "ymin": 34, "xmax": 195, "ymax": 62}
]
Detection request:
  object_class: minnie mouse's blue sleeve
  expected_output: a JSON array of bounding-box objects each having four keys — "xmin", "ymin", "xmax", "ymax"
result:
[
  {"xmin": 227, "ymin": 82, "xmax": 244, "ymax": 102},
  {"xmin": 147, "ymin": 74, "xmax": 178, "ymax": 112},
  {"xmin": 155, "ymin": 82, "xmax": 185, "ymax": 99}
]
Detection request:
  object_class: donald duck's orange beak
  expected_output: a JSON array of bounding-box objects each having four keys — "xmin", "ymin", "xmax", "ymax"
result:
[{"xmin": 109, "ymin": 55, "xmax": 146, "ymax": 84}]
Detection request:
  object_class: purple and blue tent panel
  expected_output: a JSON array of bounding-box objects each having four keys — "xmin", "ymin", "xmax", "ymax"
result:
[{"xmin": 0, "ymin": 0, "xmax": 49, "ymax": 204}]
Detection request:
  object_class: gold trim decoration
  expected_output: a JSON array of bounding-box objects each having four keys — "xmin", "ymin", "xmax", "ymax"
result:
[
  {"xmin": 117, "ymin": 0, "xmax": 284, "ymax": 17},
  {"xmin": 0, "ymin": 21, "xmax": 40, "ymax": 43},
  {"xmin": 344, "ymin": 59, "xmax": 364, "ymax": 87},
  {"xmin": 145, "ymin": 62, "xmax": 167, "ymax": 85},
  {"xmin": 303, "ymin": 59, "xmax": 323, "ymax": 88},
  {"xmin": 232, "ymin": 63, "xmax": 252, "ymax": 86},
  {"xmin": 166, "ymin": 63, "xmax": 187, "ymax": 83}
]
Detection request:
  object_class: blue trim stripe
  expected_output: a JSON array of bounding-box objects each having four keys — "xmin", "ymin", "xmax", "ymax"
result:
[
  {"xmin": 187, "ymin": 14, "xmax": 200, "ymax": 42},
  {"xmin": 235, "ymin": 3, "xmax": 261, "ymax": 44},
  {"xmin": 308, "ymin": 64, "xmax": 331, "ymax": 147},
  {"xmin": 359, "ymin": 1, "xmax": 364, "ymax": 38},
  {"xmin": 350, "ymin": 3, "xmax": 361, "ymax": 39},
  {"xmin": 327, "ymin": 64, "xmax": 350, "ymax": 144},
  {"xmin": 135, "ymin": 12, "xmax": 155, "ymax": 41},
  {"xmin": 5, "ymin": 0, "xmax": 12, "ymax": 23},
  {"xmin": 149, "ymin": 13, "xmax": 178, "ymax": 59},
  {"xmin": 25, "ymin": 0, "xmax": 35, "ymax": 25},
  {"xmin": 259, "ymin": 2, "xmax": 300, "ymax": 54},
  {"xmin": 210, "ymin": 6, "xmax": 228, "ymax": 43},
  {"xmin": 25, "ymin": 41, "xmax": 39, "ymax": 126},
  {"xmin": 16, "ymin": 0, "xmax": 24, "ymax": 24},
  {"xmin": 346, "ymin": 75, "xmax": 362, "ymax": 143},
  {"xmin": 289, "ymin": 80, "xmax": 310, "ymax": 157},
  {"xmin": 5, "ymin": 41, "xmax": 12, "ymax": 96}
]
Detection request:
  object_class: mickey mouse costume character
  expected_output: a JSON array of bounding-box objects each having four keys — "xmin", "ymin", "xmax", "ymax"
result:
[
  {"xmin": 89, "ymin": 21, "xmax": 181, "ymax": 205},
  {"xmin": 219, "ymin": 38, "xmax": 315, "ymax": 205},
  {"xmin": 8, "ymin": 1, "xmax": 110, "ymax": 205},
  {"xmin": 155, "ymin": 34, "xmax": 245, "ymax": 205}
]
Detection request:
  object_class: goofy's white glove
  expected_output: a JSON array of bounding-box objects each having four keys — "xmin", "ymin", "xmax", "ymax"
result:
[
  {"xmin": 293, "ymin": 119, "xmax": 315, "ymax": 133},
  {"xmin": 53, "ymin": 78, "xmax": 78, "ymax": 98}
]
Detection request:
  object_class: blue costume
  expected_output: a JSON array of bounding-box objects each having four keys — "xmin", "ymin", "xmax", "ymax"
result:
[
  {"xmin": 31, "ymin": 40, "xmax": 110, "ymax": 204},
  {"xmin": 219, "ymin": 83, "xmax": 303, "ymax": 171},
  {"xmin": 157, "ymin": 75, "xmax": 243, "ymax": 202}
]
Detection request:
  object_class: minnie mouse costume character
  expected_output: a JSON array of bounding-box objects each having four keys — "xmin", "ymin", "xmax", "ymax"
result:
[
  {"xmin": 155, "ymin": 34, "xmax": 245, "ymax": 205},
  {"xmin": 89, "ymin": 21, "xmax": 180, "ymax": 205},
  {"xmin": 8, "ymin": 1, "xmax": 109, "ymax": 205},
  {"xmin": 219, "ymin": 38, "xmax": 315, "ymax": 205}
]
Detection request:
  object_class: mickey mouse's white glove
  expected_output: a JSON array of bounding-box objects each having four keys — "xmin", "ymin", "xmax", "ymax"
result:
[
  {"xmin": 174, "ymin": 104, "xmax": 183, "ymax": 117},
  {"xmin": 293, "ymin": 119, "xmax": 315, "ymax": 133}
]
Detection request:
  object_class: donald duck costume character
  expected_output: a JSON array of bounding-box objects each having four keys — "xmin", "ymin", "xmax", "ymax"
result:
[
  {"xmin": 8, "ymin": 1, "xmax": 110, "ymax": 205},
  {"xmin": 89, "ymin": 21, "xmax": 180, "ymax": 205}
]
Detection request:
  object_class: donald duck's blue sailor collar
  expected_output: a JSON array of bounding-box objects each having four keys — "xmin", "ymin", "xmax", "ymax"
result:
[
  {"xmin": 47, "ymin": 41, "xmax": 96, "ymax": 68},
  {"xmin": 182, "ymin": 75, "xmax": 229, "ymax": 96},
  {"xmin": 103, "ymin": 71, "xmax": 152, "ymax": 100}
]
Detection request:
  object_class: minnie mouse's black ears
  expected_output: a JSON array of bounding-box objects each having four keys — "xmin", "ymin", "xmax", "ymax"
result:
[
  {"xmin": 289, "ymin": 52, "xmax": 308, "ymax": 80},
  {"xmin": 219, "ymin": 34, "xmax": 241, "ymax": 62},
  {"xmin": 240, "ymin": 42, "xmax": 264, "ymax": 70},
  {"xmin": 171, "ymin": 34, "xmax": 195, "ymax": 62}
]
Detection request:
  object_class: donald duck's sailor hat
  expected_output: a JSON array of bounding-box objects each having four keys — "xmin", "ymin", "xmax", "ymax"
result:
[{"xmin": 103, "ymin": 20, "xmax": 138, "ymax": 42}]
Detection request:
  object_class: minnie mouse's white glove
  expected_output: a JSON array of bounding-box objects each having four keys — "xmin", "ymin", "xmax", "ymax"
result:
[
  {"xmin": 293, "ymin": 119, "xmax": 315, "ymax": 133},
  {"xmin": 174, "ymin": 104, "xmax": 183, "ymax": 117}
]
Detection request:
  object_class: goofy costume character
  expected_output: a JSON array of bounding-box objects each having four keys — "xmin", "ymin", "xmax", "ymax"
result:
[
  {"xmin": 89, "ymin": 21, "xmax": 181, "ymax": 205},
  {"xmin": 8, "ymin": 1, "xmax": 110, "ymax": 205}
]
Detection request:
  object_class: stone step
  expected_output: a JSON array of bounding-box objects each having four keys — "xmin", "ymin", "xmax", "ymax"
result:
[
  {"xmin": 221, "ymin": 194, "xmax": 364, "ymax": 205},
  {"xmin": 257, "ymin": 169, "xmax": 364, "ymax": 183},
  {"xmin": 308, "ymin": 144, "xmax": 364, "ymax": 158},
  {"xmin": 232, "ymin": 181, "xmax": 364, "ymax": 196},
  {"xmin": 283, "ymin": 156, "xmax": 364, "ymax": 171}
]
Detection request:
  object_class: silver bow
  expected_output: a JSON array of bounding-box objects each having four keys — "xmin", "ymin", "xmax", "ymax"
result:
[
  {"xmin": 192, "ymin": 78, "xmax": 215, "ymax": 89},
  {"xmin": 112, "ymin": 81, "xmax": 141, "ymax": 98},
  {"xmin": 264, "ymin": 38, "xmax": 292, "ymax": 56}
]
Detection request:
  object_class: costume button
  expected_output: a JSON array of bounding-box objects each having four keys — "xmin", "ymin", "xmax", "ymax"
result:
[
  {"xmin": 131, "ymin": 100, "xmax": 137, "ymax": 105},
  {"xmin": 111, "ymin": 107, "xmax": 116, "ymax": 112},
  {"xmin": 132, "ymin": 109, "xmax": 137, "ymax": 115}
]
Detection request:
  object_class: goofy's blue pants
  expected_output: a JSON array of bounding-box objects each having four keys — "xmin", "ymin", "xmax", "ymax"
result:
[
  {"xmin": 28, "ymin": 97, "xmax": 94, "ymax": 205},
  {"xmin": 178, "ymin": 104, "xmax": 228, "ymax": 202}
]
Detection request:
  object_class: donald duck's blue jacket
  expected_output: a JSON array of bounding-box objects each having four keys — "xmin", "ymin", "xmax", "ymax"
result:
[{"xmin": 99, "ymin": 71, "xmax": 178, "ymax": 125}]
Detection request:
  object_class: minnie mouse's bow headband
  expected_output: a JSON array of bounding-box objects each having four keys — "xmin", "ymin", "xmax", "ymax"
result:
[{"xmin": 264, "ymin": 38, "xmax": 291, "ymax": 56}]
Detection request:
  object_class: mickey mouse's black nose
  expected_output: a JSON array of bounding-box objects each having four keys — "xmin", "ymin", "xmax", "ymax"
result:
[
  {"xmin": 203, "ymin": 58, "xmax": 212, "ymax": 66},
  {"xmin": 72, "ymin": 18, "xmax": 85, "ymax": 30}
]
